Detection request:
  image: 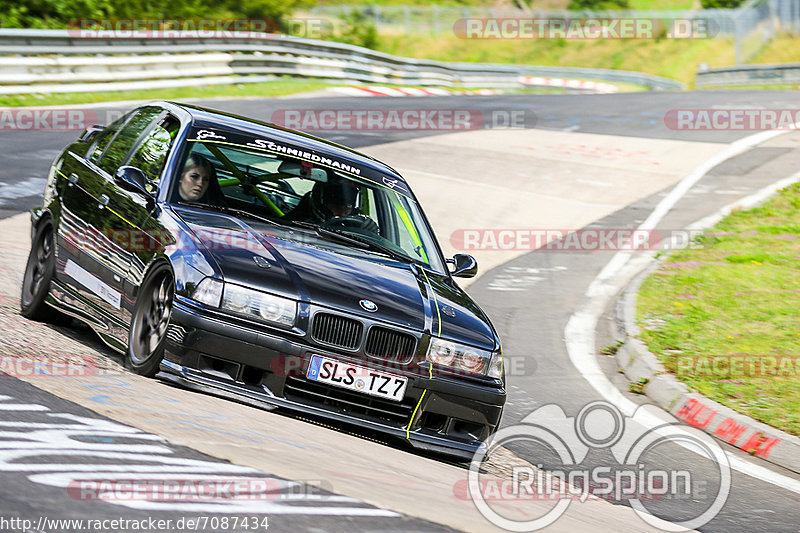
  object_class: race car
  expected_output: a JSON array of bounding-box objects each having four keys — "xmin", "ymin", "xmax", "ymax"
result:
[{"xmin": 21, "ymin": 101, "xmax": 505, "ymax": 459}]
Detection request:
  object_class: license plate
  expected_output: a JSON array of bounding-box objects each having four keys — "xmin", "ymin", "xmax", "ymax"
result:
[{"xmin": 306, "ymin": 355, "xmax": 408, "ymax": 402}]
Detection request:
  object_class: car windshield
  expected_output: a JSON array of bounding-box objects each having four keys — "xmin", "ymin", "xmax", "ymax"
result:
[{"xmin": 170, "ymin": 136, "xmax": 446, "ymax": 273}]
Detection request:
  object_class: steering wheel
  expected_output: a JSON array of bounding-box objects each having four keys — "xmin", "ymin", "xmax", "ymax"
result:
[{"xmin": 325, "ymin": 215, "xmax": 379, "ymax": 233}]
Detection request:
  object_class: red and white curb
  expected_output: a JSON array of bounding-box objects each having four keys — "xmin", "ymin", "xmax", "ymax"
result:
[
  {"xmin": 616, "ymin": 171, "xmax": 800, "ymax": 475},
  {"xmin": 519, "ymin": 76, "xmax": 619, "ymax": 93},
  {"xmin": 329, "ymin": 86, "xmax": 501, "ymax": 97}
]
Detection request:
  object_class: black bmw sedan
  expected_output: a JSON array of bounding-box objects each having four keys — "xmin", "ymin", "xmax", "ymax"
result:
[{"xmin": 21, "ymin": 101, "xmax": 505, "ymax": 459}]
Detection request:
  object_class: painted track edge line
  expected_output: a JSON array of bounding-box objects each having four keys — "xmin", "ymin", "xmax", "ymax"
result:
[
  {"xmin": 615, "ymin": 171, "xmax": 800, "ymax": 475},
  {"xmin": 564, "ymin": 123, "xmax": 800, "ymax": 495}
]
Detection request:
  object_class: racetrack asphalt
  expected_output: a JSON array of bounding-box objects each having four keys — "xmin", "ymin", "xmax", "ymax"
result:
[{"xmin": 1, "ymin": 90, "xmax": 799, "ymax": 532}]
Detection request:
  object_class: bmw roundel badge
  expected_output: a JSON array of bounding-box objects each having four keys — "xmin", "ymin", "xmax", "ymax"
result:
[{"xmin": 359, "ymin": 299, "xmax": 378, "ymax": 312}]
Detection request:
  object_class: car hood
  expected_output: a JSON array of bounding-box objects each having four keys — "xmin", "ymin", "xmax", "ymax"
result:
[{"xmin": 174, "ymin": 207, "xmax": 497, "ymax": 349}]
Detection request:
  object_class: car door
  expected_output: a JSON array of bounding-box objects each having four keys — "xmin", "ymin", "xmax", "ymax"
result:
[
  {"xmin": 99, "ymin": 112, "xmax": 179, "ymax": 327},
  {"xmin": 65, "ymin": 106, "xmax": 165, "ymax": 322},
  {"xmin": 55, "ymin": 112, "xmax": 133, "ymax": 314}
]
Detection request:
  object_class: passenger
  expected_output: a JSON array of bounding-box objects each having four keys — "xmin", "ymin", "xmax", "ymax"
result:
[
  {"xmin": 176, "ymin": 154, "xmax": 224, "ymax": 205},
  {"xmin": 177, "ymin": 154, "xmax": 213, "ymax": 202}
]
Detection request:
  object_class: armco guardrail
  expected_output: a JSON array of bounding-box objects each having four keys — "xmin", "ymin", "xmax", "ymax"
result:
[
  {"xmin": 696, "ymin": 63, "xmax": 800, "ymax": 87},
  {"xmin": 0, "ymin": 28, "xmax": 684, "ymax": 94},
  {"xmin": 516, "ymin": 65, "xmax": 684, "ymax": 89}
]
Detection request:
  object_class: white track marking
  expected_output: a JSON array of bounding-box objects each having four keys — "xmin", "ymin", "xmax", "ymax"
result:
[
  {"xmin": 0, "ymin": 395, "xmax": 400, "ymax": 516},
  {"xmin": 0, "ymin": 403, "xmax": 50, "ymax": 411},
  {"xmin": 565, "ymin": 126, "xmax": 800, "ymax": 494}
]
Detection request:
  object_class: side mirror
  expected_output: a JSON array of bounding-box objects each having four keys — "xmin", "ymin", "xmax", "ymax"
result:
[
  {"xmin": 449, "ymin": 254, "xmax": 478, "ymax": 278},
  {"xmin": 79, "ymin": 125, "xmax": 104, "ymax": 143},
  {"xmin": 115, "ymin": 166, "xmax": 154, "ymax": 198}
]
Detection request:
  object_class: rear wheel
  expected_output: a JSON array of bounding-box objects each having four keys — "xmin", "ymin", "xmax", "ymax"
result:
[
  {"xmin": 21, "ymin": 222, "xmax": 59, "ymax": 321},
  {"xmin": 127, "ymin": 264, "xmax": 174, "ymax": 376}
]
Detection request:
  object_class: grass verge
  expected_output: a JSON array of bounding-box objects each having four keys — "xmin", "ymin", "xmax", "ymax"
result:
[
  {"xmin": 374, "ymin": 32, "xmax": 735, "ymax": 86},
  {"xmin": 636, "ymin": 182, "xmax": 800, "ymax": 436},
  {"xmin": 0, "ymin": 79, "xmax": 647, "ymax": 108},
  {"xmin": 371, "ymin": 32, "xmax": 800, "ymax": 88},
  {"xmin": 0, "ymin": 79, "xmax": 334, "ymax": 108}
]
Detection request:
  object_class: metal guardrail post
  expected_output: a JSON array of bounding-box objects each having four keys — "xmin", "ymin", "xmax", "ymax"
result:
[{"xmin": 734, "ymin": 10, "xmax": 743, "ymax": 65}]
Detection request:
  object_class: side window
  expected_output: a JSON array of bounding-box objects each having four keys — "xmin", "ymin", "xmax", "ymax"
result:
[
  {"xmin": 128, "ymin": 116, "xmax": 179, "ymax": 185},
  {"xmin": 88, "ymin": 113, "xmax": 130, "ymax": 162},
  {"xmin": 97, "ymin": 108, "xmax": 163, "ymax": 176},
  {"xmin": 387, "ymin": 193, "xmax": 421, "ymax": 254},
  {"xmin": 360, "ymin": 186, "xmax": 379, "ymax": 227}
]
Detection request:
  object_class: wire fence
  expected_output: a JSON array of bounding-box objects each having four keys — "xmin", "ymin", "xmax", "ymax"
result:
[{"xmin": 308, "ymin": 0, "xmax": 799, "ymax": 64}]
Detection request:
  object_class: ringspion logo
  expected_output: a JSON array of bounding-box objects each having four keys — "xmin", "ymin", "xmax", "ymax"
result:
[{"xmin": 466, "ymin": 401, "xmax": 730, "ymax": 531}]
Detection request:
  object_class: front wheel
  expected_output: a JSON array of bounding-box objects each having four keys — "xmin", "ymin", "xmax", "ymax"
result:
[
  {"xmin": 127, "ymin": 265, "xmax": 174, "ymax": 377},
  {"xmin": 21, "ymin": 222, "xmax": 59, "ymax": 322}
]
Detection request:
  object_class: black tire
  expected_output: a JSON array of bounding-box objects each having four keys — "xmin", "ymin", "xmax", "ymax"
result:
[
  {"xmin": 127, "ymin": 264, "xmax": 174, "ymax": 377},
  {"xmin": 20, "ymin": 221, "xmax": 59, "ymax": 322}
]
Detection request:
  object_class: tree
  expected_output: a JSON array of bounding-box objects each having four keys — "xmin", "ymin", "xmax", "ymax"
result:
[{"xmin": 332, "ymin": 9, "xmax": 378, "ymax": 50}]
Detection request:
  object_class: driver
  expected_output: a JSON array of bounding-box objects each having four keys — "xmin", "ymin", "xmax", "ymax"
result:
[{"xmin": 285, "ymin": 173, "xmax": 378, "ymax": 233}]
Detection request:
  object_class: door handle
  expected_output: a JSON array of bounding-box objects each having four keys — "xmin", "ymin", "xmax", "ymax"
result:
[
  {"xmin": 98, "ymin": 194, "xmax": 109, "ymax": 208},
  {"xmin": 68, "ymin": 173, "xmax": 78, "ymax": 185}
]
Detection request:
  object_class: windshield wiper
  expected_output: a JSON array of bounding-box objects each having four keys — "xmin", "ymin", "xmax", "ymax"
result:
[{"xmin": 281, "ymin": 220, "xmax": 414, "ymax": 264}]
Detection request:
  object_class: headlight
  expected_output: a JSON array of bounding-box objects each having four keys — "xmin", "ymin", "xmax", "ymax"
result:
[
  {"xmin": 487, "ymin": 350, "xmax": 504, "ymax": 379},
  {"xmin": 191, "ymin": 277, "xmax": 223, "ymax": 307},
  {"xmin": 426, "ymin": 337, "xmax": 500, "ymax": 378},
  {"xmin": 222, "ymin": 284, "xmax": 296, "ymax": 327}
]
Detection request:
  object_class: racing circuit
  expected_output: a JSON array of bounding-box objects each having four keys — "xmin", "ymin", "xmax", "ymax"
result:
[{"xmin": 1, "ymin": 89, "xmax": 800, "ymax": 532}]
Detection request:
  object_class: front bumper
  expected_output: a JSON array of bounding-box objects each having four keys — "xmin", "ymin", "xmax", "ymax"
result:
[{"xmin": 161, "ymin": 300, "xmax": 506, "ymax": 460}]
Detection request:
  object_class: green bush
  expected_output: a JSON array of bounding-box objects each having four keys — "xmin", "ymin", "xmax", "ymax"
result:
[
  {"xmin": 568, "ymin": 0, "xmax": 631, "ymax": 10},
  {"xmin": 0, "ymin": 0, "xmax": 310, "ymax": 29},
  {"xmin": 0, "ymin": 0, "xmax": 112, "ymax": 28},
  {"xmin": 330, "ymin": 9, "xmax": 378, "ymax": 50},
  {"xmin": 700, "ymin": 0, "xmax": 745, "ymax": 7}
]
